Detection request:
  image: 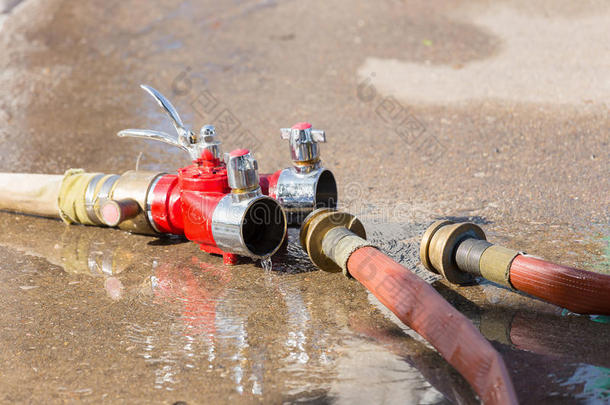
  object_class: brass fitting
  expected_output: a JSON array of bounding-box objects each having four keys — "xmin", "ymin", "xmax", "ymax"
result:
[
  {"xmin": 479, "ymin": 245, "xmax": 520, "ymax": 287},
  {"xmin": 58, "ymin": 169, "xmax": 163, "ymax": 235},
  {"xmin": 420, "ymin": 221, "xmax": 519, "ymax": 287},
  {"xmin": 420, "ymin": 221, "xmax": 486, "ymax": 284},
  {"xmin": 299, "ymin": 208, "xmax": 370, "ymax": 275},
  {"xmin": 109, "ymin": 170, "xmax": 162, "ymax": 234}
]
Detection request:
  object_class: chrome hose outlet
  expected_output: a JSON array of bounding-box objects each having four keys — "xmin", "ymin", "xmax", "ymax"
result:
[
  {"xmin": 211, "ymin": 194, "xmax": 287, "ymax": 259},
  {"xmin": 275, "ymin": 167, "xmax": 337, "ymax": 225},
  {"xmin": 212, "ymin": 148, "xmax": 287, "ymax": 258},
  {"xmin": 277, "ymin": 122, "xmax": 337, "ymax": 224}
]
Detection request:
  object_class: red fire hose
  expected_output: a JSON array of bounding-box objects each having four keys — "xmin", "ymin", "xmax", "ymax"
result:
[
  {"xmin": 420, "ymin": 221, "xmax": 610, "ymax": 315},
  {"xmin": 300, "ymin": 209, "xmax": 518, "ymax": 405},
  {"xmin": 349, "ymin": 247, "xmax": 517, "ymax": 405},
  {"xmin": 509, "ymin": 255, "xmax": 610, "ymax": 315}
]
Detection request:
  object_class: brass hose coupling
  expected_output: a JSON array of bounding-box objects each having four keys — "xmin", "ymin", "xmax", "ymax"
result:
[
  {"xmin": 420, "ymin": 221, "xmax": 520, "ymax": 287},
  {"xmin": 299, "ymin": 208, "xmax": 371, "ymax": 275}
]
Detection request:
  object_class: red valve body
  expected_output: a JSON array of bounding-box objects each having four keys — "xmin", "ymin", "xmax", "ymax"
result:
[
  {"xmin": 148, "ymin": 155, "xmax": 239, "ymax": 264},
  {"xmin": 258, "ymin": 170, "xmax": 282, "ymax": 199}
]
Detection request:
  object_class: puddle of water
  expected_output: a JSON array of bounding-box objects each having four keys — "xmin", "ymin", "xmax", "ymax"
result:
[
  {"xmin": 586, "ymin": 233, "xmax": 610, "ymax": 273},
  {"xmin": 1, "ymin": 211, "xmax": 609, "ymax": 404},
  {"xmin": 0, "ymin": 213, "xmax": 479, "ymax": 403}
]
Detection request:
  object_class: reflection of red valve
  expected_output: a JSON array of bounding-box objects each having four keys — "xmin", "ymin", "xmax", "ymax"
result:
[{"xmin": 154, "ymin": 257, "xmax": 232, "ymax": 337}]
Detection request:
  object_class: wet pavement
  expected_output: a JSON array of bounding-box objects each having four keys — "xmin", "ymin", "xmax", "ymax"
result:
[{"xmin": 0, "ymin": 0, "xmax": 608, "ymax": 403}]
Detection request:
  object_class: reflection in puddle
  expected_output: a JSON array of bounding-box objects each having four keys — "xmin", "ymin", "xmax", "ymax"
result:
[
  {"xmin": 0, "ymin": 215, "xmax": 468, "ymax": 401},
  {"xmin": 1, "ymin": 214, "xmax": 607, "ymax": 402},
  {"xmin": 434, "ymin": 280, "xmax": 610, "ymax": 403},
  {"xmin": 330, "ymin": 339, "xmax": 448, "ymax": 405}
]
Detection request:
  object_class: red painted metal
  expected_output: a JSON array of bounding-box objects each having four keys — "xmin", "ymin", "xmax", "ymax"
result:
[
  {"xmin": 510, "ymin": 255, "xmax": 610, "ymax": 315},
  {"xmin": 291, "ymin": 122, "xmax": 312, "ymax": 130},
  {"xmin": 348, "ymin": 246, "xmax": 518, "ymax": 405},
  {"xmin": 149, "ymin": 174, "xmax": 182, "ymax": 234},
  {"xmin": 229, "ymin": 148, "xmax": 250, "ymax": 157},
  {"xmin": 258, "ymin": 170, "xmax": 281, "ymax": 199},
  {"xmin": 148, "ymin": 151, "xmax": 236, "ymax": 263}
]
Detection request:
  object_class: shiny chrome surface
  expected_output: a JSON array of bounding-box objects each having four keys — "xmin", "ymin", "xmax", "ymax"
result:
[
  {"xmin": 109, "ymin": 170, "xmax": 164, "ymax": 235},
  {"xmin": 145, "ymin": 174, "xmax": 164, "ymax": 233},
  {"xmin": 280, "ymin": 124, "xmax": 326, "ymax": 169},
  {"xmin": 93, "ymin": 174, "xmax": 121, "ymax": 223},
  {"xmin": 225, "ymin": 150, "xmax": 259, "ymax": 191},
  {"xmin": 118, "ymin": 85, "xmax": 221, "ymax": 161},
  {"xmin": 199, "ymin": 124, "xmax": 222, "ymax": 160},
  {"xmin": 211, "ymin": 194, "xmax": 286, "ymax": 259},
  {"xmin": 84, "ymin": 173, "xmax": 105, "ymax": 225},
  {"xmin": 140, "ymin": 84, "xmax": 193, "ymax": 143},
  {"xmin": 275, "ymin": 167, "xmax": 338, "ymax": 225},
  {"xmin": 230, "ymin": 188, "xmax": 263, "ymax": 203}
]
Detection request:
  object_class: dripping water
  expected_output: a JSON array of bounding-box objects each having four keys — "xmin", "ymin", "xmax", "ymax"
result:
[{"xmin": 261, "ymin": 256, "xmax": 272, "ymax": 271}]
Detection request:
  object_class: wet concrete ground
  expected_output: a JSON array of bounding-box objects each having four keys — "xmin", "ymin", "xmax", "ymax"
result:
[{"xmin": 0, "ymin": 0, "xmax": 608, "ymax": 403}]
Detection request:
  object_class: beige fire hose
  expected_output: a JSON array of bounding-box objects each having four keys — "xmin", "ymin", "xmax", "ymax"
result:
[{"xmin": 0, "ymin": 172, "xmax": 64, "ymax": 218}]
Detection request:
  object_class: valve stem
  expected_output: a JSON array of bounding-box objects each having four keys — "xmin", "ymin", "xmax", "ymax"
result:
[{"xmin": 280, "ymin": 122, "xmax": 326, "ymax": 173}]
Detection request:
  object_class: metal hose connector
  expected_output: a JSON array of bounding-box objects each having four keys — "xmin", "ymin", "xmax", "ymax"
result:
[{"xmin": 420, "ymin": 220, "xmax": 610, "ymax": 315}]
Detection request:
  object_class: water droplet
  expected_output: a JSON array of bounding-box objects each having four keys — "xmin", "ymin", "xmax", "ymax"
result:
[{"xmin": 261, "ymin": 257, "xmax": 272, "ymax": 271}]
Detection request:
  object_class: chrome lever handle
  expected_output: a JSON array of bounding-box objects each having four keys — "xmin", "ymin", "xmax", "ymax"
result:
[
  {"xmin": 140, "ymin": 85, "xmax": 194, "ymax": 142},
  {"xmin": 118, "ymin": 85, "xmax": 223, "ymax": 162},
  {"xmin": 311, "ymin": 129, "xmax": 326, "ymax": 143},
  {"xmin": 117, "ymin": 128, "xmax": 193, "ymax": 156}
]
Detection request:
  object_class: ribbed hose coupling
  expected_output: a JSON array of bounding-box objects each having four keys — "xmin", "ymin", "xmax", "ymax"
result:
[
  {"xmin": 421, "ymin": 220, "xmax": 610, "ymax": 315},
  {"xmin": 300, "ymin": 212, "xmax": 519, "ymax": 404},
  {"xmin": 57, "ymin": 169, "xmax": 163, "ymax": 235},
  {"xmin": 299, "ymin": 208, "xmax": 372, "ymax": 276},
  {"xmin": 420, "ymin": 220, "xmax": 519, "ymax": 287}
]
